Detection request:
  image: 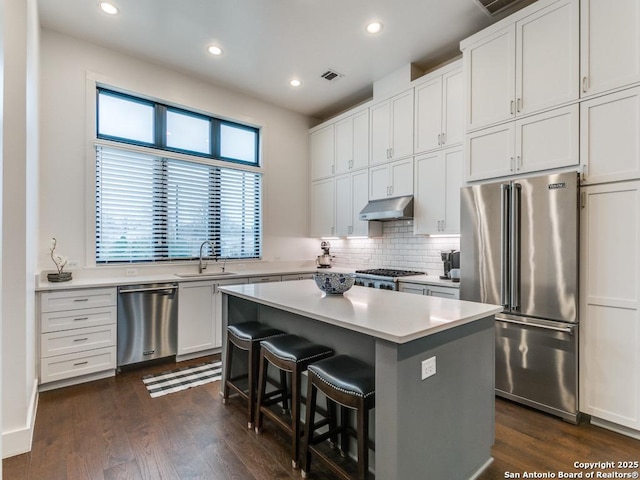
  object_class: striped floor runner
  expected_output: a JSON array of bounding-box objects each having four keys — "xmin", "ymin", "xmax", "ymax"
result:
[{"xmin": 142, "ymin": 361, "xmax": 222, "ymax": 398}]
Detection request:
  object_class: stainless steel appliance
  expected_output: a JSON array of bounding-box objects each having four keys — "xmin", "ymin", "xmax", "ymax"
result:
[
  {"xmin": 460, "ymin": 172, "xmax": 579, "ymax": 423},
  {"xmin": 316, "ymin": 241, "xmax": 333, "ymax": 268},
  {"xmin": 354, "ymin": 268, "xmax": 425, "ymax": 290},
  {"xmin": 440, "ymin": 250, "xmax": 460, "ymax": 280},
  {"xmin": 117, "ymin": 283, "xmax": 178, "ymax": 367}
]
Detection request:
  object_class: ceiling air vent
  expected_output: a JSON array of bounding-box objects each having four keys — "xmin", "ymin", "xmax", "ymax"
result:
[
  {"xmin": 475, "ymin": 0, "xmax": 531, "ymax": 16},
  {"xmin": 320, "ymin": 69, "xmax": 345, "ymax": 82}
]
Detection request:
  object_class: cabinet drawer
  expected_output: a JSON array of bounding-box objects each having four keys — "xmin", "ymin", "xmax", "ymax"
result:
[
  {"xmin": 41, "ymin": 306, "xmax": 116, "ymax": 333},
  {"xmin": 40, "ymin": 288, "xmax": 117, "ymax": 313},
  {"xmin": 427, "ymin": 286, "xmax": 460, "ymax": 300},
  {"xmin": 40, "ymin": 346, "xmax": 116, "ymax": 384},
  {"xmin": 41, "ymin": 324, "xmax": 117, "ymax": 358},
  {"xmin": 248, "ymin": 275, "xmax": 282, "ymax": 283}
]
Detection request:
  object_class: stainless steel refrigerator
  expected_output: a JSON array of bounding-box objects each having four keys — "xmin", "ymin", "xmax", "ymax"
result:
[{"xmin": 460, "ymin": 171, "xmax": 579, "ymax": 423}]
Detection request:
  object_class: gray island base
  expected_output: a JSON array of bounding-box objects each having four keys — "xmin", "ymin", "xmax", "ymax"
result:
[{"xmin": 220, "ymin": 280, "xmax": 502, "ymax": 480}]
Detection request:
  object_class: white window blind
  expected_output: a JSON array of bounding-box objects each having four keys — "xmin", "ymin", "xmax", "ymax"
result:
[{"xmin": 96, "ymin": 145, "xmax": 261, "ymax": 263}]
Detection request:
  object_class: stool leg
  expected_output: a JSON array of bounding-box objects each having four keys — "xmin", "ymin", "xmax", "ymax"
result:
[
  {"xmin": 327, "ymin": 398, "xmax": 338, "ymax": 449},
  {"xmin": 254, "ymin": 352, "xmax": 268, "ymax": 434},
  {"xmin": 280, "ymin": 369, "xmax": 289, "ymax": 414},
  {"xmin": 301, "ymin": 374, "xmax": 317, "ymax": 477},
  {"xmin": 291, "ymin": 366, "xmax": 302, "ymax": 469},
  {"xmin": 357, "ymin": 400, "xmax": 368, "ymax": 480},
  {"xmin": 222, "ymin": 339, "xmax": 233, "ymax": 404},
  {"xmin": 247, "ymin": 344, "xmax": 258, "ymax": 429},
  {"xmin": 340, "ymin": 406, "xmax": 349, "ymax": 458}
]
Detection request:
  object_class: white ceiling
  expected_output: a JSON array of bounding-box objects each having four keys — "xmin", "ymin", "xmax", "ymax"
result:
[{"xmin": 37, "ymin": 0, "xmax": 533, "ymax": 120}]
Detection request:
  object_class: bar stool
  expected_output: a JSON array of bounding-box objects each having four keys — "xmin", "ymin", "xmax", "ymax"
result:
[
  {"xmin": 254, "ymin": 334, "xmax": 333, "ymax": 468},
  {"xmin": 301, "ymin": 354, "xmax": 375, "ymax": 480},
  {"xmin": 222, "ymin": 321, "xmax": 286, "ymax": 429}
]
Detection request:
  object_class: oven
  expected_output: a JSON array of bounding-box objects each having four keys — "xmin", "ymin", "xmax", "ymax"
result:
[{"xmin": 354, "ymin": 269, "xmax": 425, "ymax": 290}]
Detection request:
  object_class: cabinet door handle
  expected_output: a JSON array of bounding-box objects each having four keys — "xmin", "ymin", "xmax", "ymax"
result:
[
  {"xmin": 517, "ymin": 98, "xmax": 522, "ymax": 113},
  {"xmin": 74, "ymin": 298, "xmax": 89, "ymax": 303},
  {"xmin": 389, "ymin": 147, "xmax": 393, "ymax": 159},
  {"xmin": 331, "ymin": 165, "xmax": 335, "ymax": 174},
  {"xmin": 441, "ymin": 132, "xmax": 446, "ymax": 145},
  {"xmin": 582, "ymin": 76, "xmax": 588, "ymax": 93},
  {"xmin": 510, "ymin": 100, "xmax": 515, "ymax": 115},
  {"xmin": 386, "ymin": 148, "xmax": 390, "ymax": 159},
  {"xmin": 73, "ymin": 317, "xmax": 89, "ymax": 322},
  {"xmin": 442, "ymin": 220, "xmax": 446, "ymax": 231},
  {"xmin": 73, "ymin": 361, "xmax": 88, "ymax": 366},
  {"xmin": 510, "ymin": 157, "xmax": 514, "ymax": 172},
  {"xmin": 389, "ymin": 186, "xmax": 393, "ymax": 196},
  {"xmin": 517, "ymin": 155, "xmax": 522, "ymax": 170},
  {"xmin": 437, "ymin": 134, "xmax": 441, "ymax": 146},
  {"xmin": 73, "ymin": 337, "xmax": 89, "ymax": 342}
]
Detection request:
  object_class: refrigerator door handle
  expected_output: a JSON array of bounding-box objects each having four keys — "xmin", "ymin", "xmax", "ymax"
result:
[
  {"xmin": 500, "ymin": 184, "xmax": 510, "ymax": 307},
  {"xmin": 495, "ymin": 313, "xmax": 576, "ymax": 335},
  {"xmin": 510, "ymin": 183, "xmax": 521, "ymax": 310}
]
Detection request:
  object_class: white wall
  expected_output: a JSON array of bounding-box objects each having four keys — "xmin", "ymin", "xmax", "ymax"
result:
[
  {"xmin": 2, "ymin": 0, "xmax": 39, "ymax": 458},
  {"xmin": 38, "ymin": 29, "xmax": 316, "ymax": 274}
]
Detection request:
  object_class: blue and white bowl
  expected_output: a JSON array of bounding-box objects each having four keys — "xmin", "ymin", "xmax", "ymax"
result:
[{"xmin": 313, "ymin": 272, "xmax": 356, "ymax": 295}]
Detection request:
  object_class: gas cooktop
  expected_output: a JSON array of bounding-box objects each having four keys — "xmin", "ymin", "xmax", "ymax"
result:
[{"xmin": 355, "ymin": 268, "xmax": 425, "ymax": 278}]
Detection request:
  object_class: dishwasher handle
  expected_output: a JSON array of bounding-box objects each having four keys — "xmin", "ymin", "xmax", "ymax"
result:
[{"xmin": 119, "ymin": 284, "xmax": 178, "ymax": 294}]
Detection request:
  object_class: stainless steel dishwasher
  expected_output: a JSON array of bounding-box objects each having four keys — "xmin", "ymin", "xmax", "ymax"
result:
[{"xmin": 117, "ymin": 283, "xmax": 178, "ymax": 367}]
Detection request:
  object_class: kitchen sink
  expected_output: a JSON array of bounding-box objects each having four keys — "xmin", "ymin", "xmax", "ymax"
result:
[{"xmin": 174, "ymin": 272, "xmax": 235, "ymax": 278}]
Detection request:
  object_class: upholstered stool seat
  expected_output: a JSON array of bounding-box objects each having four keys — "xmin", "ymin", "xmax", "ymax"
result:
[
  {"xmin": 222, "ymin": 321, "xmax": 286, "ymax": 429},
  {"xmin": 255, "ymin": 334, "xmax": 333, "ymax": 468},
  {"xmin": 301, "ymin": 354, "xmax": 375, "ymax": 480}
]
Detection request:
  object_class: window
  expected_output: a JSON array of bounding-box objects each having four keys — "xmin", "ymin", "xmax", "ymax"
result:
[
  {"xmin": 97, "ymin": 88, "xmax": 260, "ymax": 166},
  {"xmin": 94, "ymin": 87, "xmax": 262, "ymax": 264},
  {"xmin": 95, "ymin": 146, "xmax": 261, "ymax": 263}
]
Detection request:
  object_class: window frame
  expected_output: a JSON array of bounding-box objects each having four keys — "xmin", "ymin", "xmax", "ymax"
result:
[
  {"xmin": 92, "ymin": 83, "xmax": 263, "ymax": 266},
  {"xmin": 96, "ymin": 87, "xmax": 261, "ymax": 167}
]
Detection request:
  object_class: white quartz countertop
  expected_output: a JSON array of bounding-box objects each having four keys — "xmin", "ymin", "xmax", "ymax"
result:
[
  {"xmin": 35, "ymin": 265, "xmax": 319, "ymax": 291},
  {"xmin": 397, "ymin": 274, "xmax": 460, "ymax": 288},
  {"xmin": 220, "ymin": 280, "xmax": 501, "ymax": 344}
]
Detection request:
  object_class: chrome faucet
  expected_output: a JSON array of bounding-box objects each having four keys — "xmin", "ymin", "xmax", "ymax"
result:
[{"xmin": 198, "ymin": 240, "xmax": 217, "ymax": 274}]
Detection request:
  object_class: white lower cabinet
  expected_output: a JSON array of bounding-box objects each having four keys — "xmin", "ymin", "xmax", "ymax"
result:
[
  {"xmin": 413, "ymin": 147, "xmax": 463, "ymax": 235},
  {"xmin": 39, "ymin": 287, "xmax": 117, "ymax": 387},
  {"xmin": 178, "ymin": 278, "xmax": 250, "ymax": 356},
  {"xmin": 580, "ymin": 181, "xmax": 640, "ymax": 433},
  {"xmin": 580, "ymin": 86, "xmax": 640, "ymax": 184},
  {"xmin": 398, "ymin": 282, "xmax": 459, "ymax": 299},
  {"xmin": 466, "ymin": 105, "xmax": 578, "ymax": 181},
  {"xmin": 178, "ymin": 281, "xmax": 217, "ymax": 356}
]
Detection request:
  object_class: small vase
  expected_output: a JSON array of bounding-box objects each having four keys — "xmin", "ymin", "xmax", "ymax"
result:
[{"xmin": 48, "ymin": 271, "xmax": 72, "ymax": 282}]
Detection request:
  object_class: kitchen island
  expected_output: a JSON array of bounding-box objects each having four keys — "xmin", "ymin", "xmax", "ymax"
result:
[{"xmin": 220, "ymin": 280, "xmax": 502, "ymax": 480}]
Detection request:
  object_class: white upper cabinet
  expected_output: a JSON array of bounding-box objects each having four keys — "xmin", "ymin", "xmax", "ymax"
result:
[
  {"xmin": 336, "ymin": 170, "xmax": 381, "ymax": 237},
  {"xmin": 581, "ymin": 86, "xmax": 640, "ymax": 185},
  {"xmin": 580, "ymin": 0, "xmax": 640, "ymax": 98},
  {"xmin": 414, "ymin": 147, "xmax": 463, "ymax": 235},
  {"xmin": 310, "ymin": 178, "xmax": 335, "ymax": 237},
  {"xmin": 310, "ymin": 124, "xmax": 335, "ymax": 180},
  {"xmin": 414, "ymin": 64, "xmax": 463, "ymax": 154},
  {"xmin": 369, "ymin": 158, "xmax": 414, "ymax": 200},
  {"xmin": 467, "ymin": 104, "xmax": 579, "ymax": 181},
  {"xmin": 335, "ymin": 109, "xmax": 369, "ymax": 175},
  {"xmin": 370, "ymin": 89, "xmax": 414, "ymax": 165},
  {"xmin": 462, "ymin": 0, "xmax": 579, "ymax": 131}
]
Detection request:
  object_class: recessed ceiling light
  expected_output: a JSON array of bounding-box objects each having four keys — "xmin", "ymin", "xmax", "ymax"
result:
[
  {"xmin": 366, "ymin": 22, "xmax": 383, "ymax": 34},
  {"xmin": 208, "ymin": 45, "xmax": 223, "ymax": 56},
  {"xmin": 290, "ymin": 79, "xmax": 302, "ymax": 87},
  {"xmin": 99, "ymin": 2, "xmax": 119, "ymax": 15}
]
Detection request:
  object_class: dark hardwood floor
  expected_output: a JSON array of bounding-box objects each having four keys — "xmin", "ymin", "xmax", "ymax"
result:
[{"xmin": 4, "ymin": 355, "xmax": 639, "ymax": 479}]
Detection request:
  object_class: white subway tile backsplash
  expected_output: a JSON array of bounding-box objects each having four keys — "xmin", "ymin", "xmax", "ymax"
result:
[{"xmin": 328, "ymin": 220, "xmax": 460, "ymax": 277}]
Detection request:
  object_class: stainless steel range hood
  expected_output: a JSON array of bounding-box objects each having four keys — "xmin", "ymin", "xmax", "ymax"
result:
[{"xmin": 359, "ymin": 195, "xmax": 414, "ymax": 221}]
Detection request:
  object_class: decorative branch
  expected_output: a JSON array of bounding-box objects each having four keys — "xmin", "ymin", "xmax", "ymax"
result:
[{"xmin": 50, "ymin": 237, "xmax": 68, "ymax": 275}]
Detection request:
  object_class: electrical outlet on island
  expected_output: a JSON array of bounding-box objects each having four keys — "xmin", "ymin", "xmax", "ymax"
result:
[{"xmin": 421, "ymin": 356, "xmax": 436, "ymax": 380}]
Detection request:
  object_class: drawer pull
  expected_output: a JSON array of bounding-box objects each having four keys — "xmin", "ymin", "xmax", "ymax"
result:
[
  {"xmin": 73, "ymin": 298, "xmax": 89, "ymax": 302},
  {"xmin": 74, "ymin": 317, "xmax": 89, "ymax": 321},
  {"xmin": 73, "ymin": 361, "xmax": 88, "ymax": 366},
  {"xmin": 143, "ymin": 350, "xmax": 156, "ymax": 356},
  {"xmin": 73, "ymin": 337, "xmax": 89, "ymax": 342}
]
